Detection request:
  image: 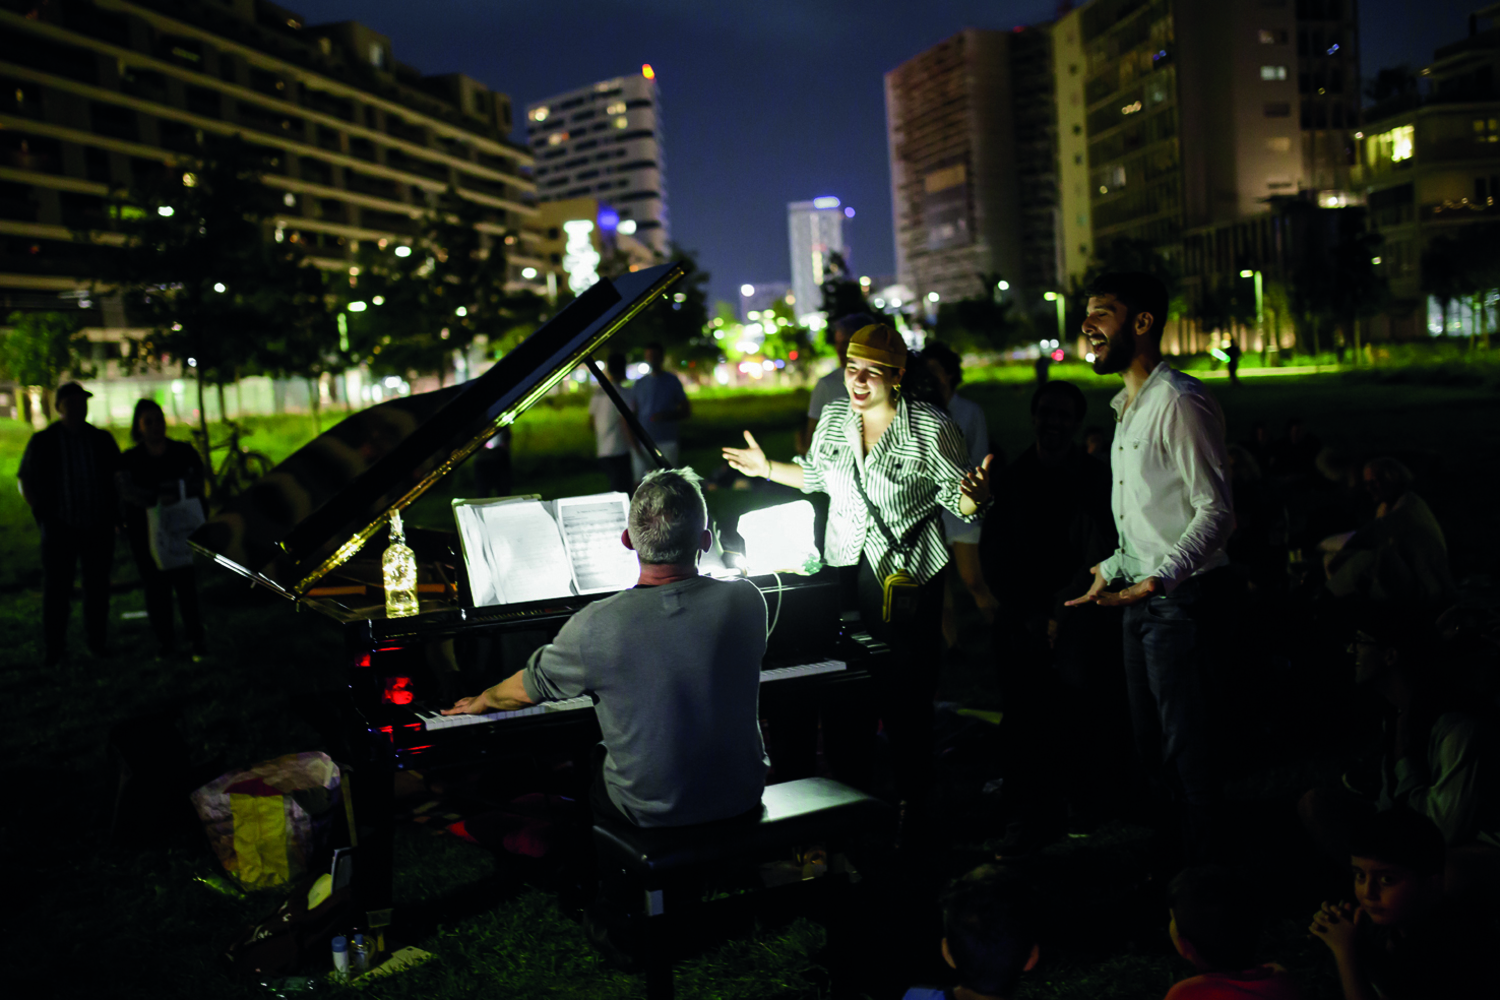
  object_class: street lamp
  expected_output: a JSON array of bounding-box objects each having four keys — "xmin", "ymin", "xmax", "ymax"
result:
[
  {"xmin": 1043, "ymin": 291, "xmax": 1066, "ymax": 345},
  {"xmin": 1239, "ymin": 268, "xmax": 1264, "ymax": 355}
]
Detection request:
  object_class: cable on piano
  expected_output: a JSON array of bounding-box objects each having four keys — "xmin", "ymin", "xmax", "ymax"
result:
[{"xmin": 766, "ymin": 570, "xmax": 783, "ymax": 639}]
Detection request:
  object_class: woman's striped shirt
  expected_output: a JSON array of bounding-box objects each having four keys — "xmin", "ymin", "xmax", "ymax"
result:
[{"xmin": 793, "ymin": 395, "xmax": 983, "ymax": 584}]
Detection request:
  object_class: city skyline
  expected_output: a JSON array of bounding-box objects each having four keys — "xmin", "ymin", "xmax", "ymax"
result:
[{"xmin": 265, "ymin": 0, "xmax": 1464, "ymax": 308}]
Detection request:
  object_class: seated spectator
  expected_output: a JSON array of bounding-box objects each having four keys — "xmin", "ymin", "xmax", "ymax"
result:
[
  {"xmin": 904, "ymin": 864, "xmax": 1039, "ymax": 1000},
  {"xmin": 1309, "ymin": 807, "xmax": 1494, "ymax": 999},
  {"xmin": 1243, "ymin": 420, "xmax": 1274, "ymax": 478},
  {"xmin": 1271, "ymin": 417, "xmax": 1321, "ymax": 481},
  {"xmin": 1323, "ymin": 458, "xmax": 1453, "ymax": 607},
  {"xmin": 1165, "ymin": 865, "xmax": 1301, "ymax": 998},
  {"xmin": 1082, "ymin": 424, "xmax": 1109, "ymax": 459},
  {"xmin": 1297, "ymin": 614, "xmax": 1500, "ymax": 902}
]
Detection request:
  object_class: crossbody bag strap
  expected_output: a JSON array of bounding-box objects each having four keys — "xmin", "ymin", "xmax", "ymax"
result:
[{"xmin": 851, "ymin": 461, "xmax": 934, "ymax": 564}]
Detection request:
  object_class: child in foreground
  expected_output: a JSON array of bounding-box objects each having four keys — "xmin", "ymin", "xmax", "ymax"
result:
[
  {"xmin": 1310, "ymin": 806, "xmax": 1493, "ymax": 999},
  {"xmin": 1165, "ymin": 865, "xmax": 1301, "ymax": 998},
  {"xmin": 903, "ymin": 864, "xmax": 1040, "ymax": 1000}
]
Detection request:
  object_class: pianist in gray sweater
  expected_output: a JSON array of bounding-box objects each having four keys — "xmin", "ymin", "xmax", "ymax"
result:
[{"xmin": 444, "ymin": 468, "xmax": 770, "ymax": 828}]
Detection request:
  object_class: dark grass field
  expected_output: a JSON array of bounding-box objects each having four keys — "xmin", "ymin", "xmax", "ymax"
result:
[{"xmin": 4, "ymin": 365, "xmax": 1499, "ymax": 998}]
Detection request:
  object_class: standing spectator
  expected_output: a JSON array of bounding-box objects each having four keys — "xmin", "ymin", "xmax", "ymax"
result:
[
  {"xmin": 1067, "ymin": 272, "xmax": 1236, "ymax": 868},
  {"xmin": 472, "ymin": 427, "xmax": 512, "ymax": 498},
  {"xmin": 116, "ymin": 399, "xmax": 207, "ymax": 660},
  {"xmin": 798, "ymin": 312, "xmax": 871, "ymax": 453},
  {"xmin": 629, "ymin": 341, "xmax": 690, "ymax": 482},
  {"xmin": 588, "ymin": 352, "xmax": 634, "ymax": 494},
  {"xmin": 1224, "ymin": 336, "xmax": 1242, "ymax": 385},
  {"xmin": 983, "ymin": 379, "xmax": 1121, "ymax": 855},
  {"xmin": 18, "ymin": 382, "xmax": 121, "ymax": 665},
  {"xmin": 923, "ymin": 341, "xmax": 999, "ymax": 643}
]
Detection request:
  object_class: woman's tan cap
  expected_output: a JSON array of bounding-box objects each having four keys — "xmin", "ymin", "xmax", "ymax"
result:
[{"xmin": 845, "ymin": 323, "xmax": 907, "ymax": 369}]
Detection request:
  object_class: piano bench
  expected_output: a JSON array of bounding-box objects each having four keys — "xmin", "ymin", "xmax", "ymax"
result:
[{"xmin": 590, "ymin": 777, "xmax": 892, "ymax": 1000}]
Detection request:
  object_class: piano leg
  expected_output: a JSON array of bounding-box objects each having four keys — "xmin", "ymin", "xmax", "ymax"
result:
[{"xmin": 353, "ymin": 730, "xmax": 397, "ymax": 924}]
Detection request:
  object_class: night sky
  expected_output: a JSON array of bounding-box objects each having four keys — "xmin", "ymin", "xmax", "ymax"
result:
[{"xmin": 287, "ymin": 0, "xmax": 1456, "ymax": 306}]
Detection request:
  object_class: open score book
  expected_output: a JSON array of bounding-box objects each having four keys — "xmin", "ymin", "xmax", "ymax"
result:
[{"xmin": 452, "ymin": 493, "xmax": 639, "ymax": 606}]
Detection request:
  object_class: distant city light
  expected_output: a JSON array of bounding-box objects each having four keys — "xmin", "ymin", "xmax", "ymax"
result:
[
  {"xmin": 521, "ymin": 267, "xmax": 538, "ymax": 279},
  {"xmin": 455, "ymin": 306, "xmax": 468, "ymax": 316},
  {"xmin": 617, "ymin": 219, "xmax": 637, "ymax": 235},
  {"xmin": 641, "ymin": 63, "xmax": 655, "ymax": 80},
  {"xmin": 372, "ymin": 295, "xmax": 384, "ymax": 305},
  {"xmin": 927, "ymin": 291, "xmax": 940, "ymax": 302},
  {"xmin": 157, "ymin": 206, "xmax": 174, "ymax": 217},
  {"xmin": 1043, "ymin": 291, "xmax": 1058, "ymax": 301},
  {"xmin": 597, "ymin": 207, "xmax": 620, "ymax": 230},
  {"xmin": 747, "ymin": 310, "xmax": 761, "ymax": 320},
  {"xmin": 997, "ymin": 280, "xmax": 1010, "ymax": 291},
  {"xmin": 393, "ymin": 245, "xmax": 412, "ymax": 257},
  {"xmin": 530, "ymin": 106, "xmax": 549, "ymax": 122},
  {"xmin": 1240, "ymin": 269, "xmax": 1254, "ymax": 278},
  {"xmin": 283, "ymin": 192, "xmax": 297, "ymax": 207},
  {"xmin": 740, "ymin": 284, "xmax": 755, "ymax": 297},
  {"xmin": 562, "ymin": 219, "xmax": 601, "ymax": 293},
  {"xmin": 860, "ymin": 276, "xmax": 871, "ymax": 286},
  {"xmin": 213, "ymin": 282, "xmax": 226, "ymax": 293},
  {"xmin": 844, "ymin": 207, "xmax": 855, "ymax": 218},
  {"xmin": 812, "ymin": 196, "xmax": 841, "ymax": 209},
  {"xmin": 873, "ymin": 298, "xmax": 885, "ymax": 308},
  {"xmin": 187, "ymin": 357, "xmax": 196, "ymax": 367},
  {"xmin": 347, "ymin": 301, "xmax": 367, "ymax": 312},
  {"xmin": 1051, "ymin": 349, "xmax": 1065, "ymax": 362}
]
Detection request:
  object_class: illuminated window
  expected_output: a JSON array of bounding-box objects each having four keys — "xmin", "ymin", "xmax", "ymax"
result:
[
  {"xmin": 547, "ymin": 131, "xmax": 569, "ymax": 145},
  {"xmin": 530, "ymin": 106, "xmax": 549, "ymax": 122},
  {"xmin": 1266, "ymin": 136, "xmax": 1292, "ymax": 152},
  {"xmin": 1258, "ymin": 28, "xmax": 1288, "ymax": 44},
  {"xmin": 614, "ymin": 116, "xmax": 628, "ymax": 129},
  {"xmin": 606, "ymin": 102, "xmax": 626, "ymax": 115},
  {"xmin": 1260, "ymin": 65, "xmax": 1288, "ymax": 81},
  {"xmin": 1390, "ymin": 125, "xmax": 1413, "ymax": 162}
]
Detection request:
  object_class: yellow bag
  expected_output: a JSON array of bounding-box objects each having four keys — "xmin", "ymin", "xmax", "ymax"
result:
[{"xmin": 882, "ymin": 567, "xmax": 921, "ymax": 624}]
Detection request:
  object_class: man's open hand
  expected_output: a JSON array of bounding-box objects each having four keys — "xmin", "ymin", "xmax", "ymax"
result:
[{"xmin": 1065, "ymin": 568, "xmax": 1161, "ymax": 607}]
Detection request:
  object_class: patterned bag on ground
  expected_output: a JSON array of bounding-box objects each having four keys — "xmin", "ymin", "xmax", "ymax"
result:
[{"xmin": 191, "ymin": 752, "xmax": 342, "ymax": 889}]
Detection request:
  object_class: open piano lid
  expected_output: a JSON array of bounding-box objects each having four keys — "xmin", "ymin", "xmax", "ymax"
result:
[{"xmin": 189, "ymin": 261, "xmax": 688, "ymax": 608}]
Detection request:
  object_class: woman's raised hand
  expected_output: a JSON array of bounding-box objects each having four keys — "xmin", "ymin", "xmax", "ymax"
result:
[
  {"xmin": 960, "ymin": 454, "xmax": 994, "ymax": 505},
  {"xmin": 722, "ymin": 430, "xmax": 770, "ymax": 479}
]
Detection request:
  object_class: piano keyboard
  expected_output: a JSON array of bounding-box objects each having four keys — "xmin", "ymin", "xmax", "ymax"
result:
[{"xmin": 410, "ymin": 660, "xmax": 847, "ymax": 731}]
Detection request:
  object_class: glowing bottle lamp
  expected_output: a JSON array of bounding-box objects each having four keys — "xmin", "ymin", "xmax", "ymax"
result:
[
  {"xmin": 738, "ymin": 501, "xmax": 821, "ymax": 575},
  {"xmin": 383, "ymin": 510, "xmax": 419, "ymax": 618}
]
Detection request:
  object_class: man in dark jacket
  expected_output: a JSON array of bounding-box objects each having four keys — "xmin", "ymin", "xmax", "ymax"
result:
[{"xmin": 18, "ymin": 382, "xmax": 120, "ymax": 665}]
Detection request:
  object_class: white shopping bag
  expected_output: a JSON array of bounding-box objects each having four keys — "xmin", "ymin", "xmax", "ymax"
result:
[{"xmin": 147, "ymin": 479, "xmax": 206, "ymax": 570}]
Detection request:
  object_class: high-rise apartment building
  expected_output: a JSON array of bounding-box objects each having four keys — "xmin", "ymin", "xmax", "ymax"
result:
[
  {"xmin": 1353, "ymin": 10, "xmax": 1500, "ymax": 335},
  {"xmin": 1054, "ymin": 0, "xmax": 1360, "ymax": 273},
  {"xmin": 787, "ymin": 197, "xmax": 846, "ymax": 324},
  {"xmin": 525, "ymin": 68, "xmax": 669, "ymax": 256},
  {"xmin": 0, "ymin": 0, "xmax": 541, "ymax": 327},
  {"xmin": 885, "ymin": 27, "xmax": 1058, "ymax": 312}
]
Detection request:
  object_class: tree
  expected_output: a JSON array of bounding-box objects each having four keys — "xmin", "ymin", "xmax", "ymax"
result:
[
  {"xmin": 95, "ymin": 133, "xmax": 309, "ymax": 469},
  {"xmin": 1290, "ymin": 207, "xmax": 1388, "ymax": 362},
  {"xmin": 0, "ymin": 310, "xmax": 95, "ymax": 423},
  {"xmin": 932, "ymin": 273, "xmax": 1017, "ymax": 351},
  {"xmin": 1083, "ymin": 237, "xmax": 1181, "ymax": 301},
  {"xmin": 819, "ymin": 250, "xmax": 873, "ymax": 323},
  {"xmin": 607, "ymin": 243, "xmax": 713, "ymax": 371}
]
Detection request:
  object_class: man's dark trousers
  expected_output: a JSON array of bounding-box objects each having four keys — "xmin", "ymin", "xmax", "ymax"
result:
[
  {"xmin": 1121, "ymin": 572, "xmax": 1223, "ymax": 866},
  {"xmin": 41, "ymin": 521, "xmax": 114, "ymax": 663}
]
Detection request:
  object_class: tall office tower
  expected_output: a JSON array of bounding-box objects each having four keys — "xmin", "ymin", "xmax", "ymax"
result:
[
  {"xmin": 787, "ymin": 198, "xmax": 847, "ymax": 324},
  {"xmin": 1053, "ymin": 0, "xmax": 1361, "ymax": 266},
  {"xmin": 525, "ymin": 67, "xmax": 669, "ymax": 256},
  {"xmin": 0, "ymin": 0, "xmax": 541, "ymax": 345},
  {"xmin": 885, "ymin": 27, "xmax": 1058, "ymax": 312}
]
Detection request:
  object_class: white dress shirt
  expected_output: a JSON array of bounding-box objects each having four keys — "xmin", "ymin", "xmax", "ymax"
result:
[{"xmin": 1097, "ymin": 362, "xmax": 1234, "ymax": 593}]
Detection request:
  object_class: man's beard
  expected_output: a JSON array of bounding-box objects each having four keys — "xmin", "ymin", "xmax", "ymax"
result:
[{"xmin": 1091, "ymin": 323, "xmax": 1136, "ymax": 375}]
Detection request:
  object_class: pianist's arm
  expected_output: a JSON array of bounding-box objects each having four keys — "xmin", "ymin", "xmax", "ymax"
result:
[{"xmin": 444, "ymin": 612, "xmax": 592, "ymax": 715}]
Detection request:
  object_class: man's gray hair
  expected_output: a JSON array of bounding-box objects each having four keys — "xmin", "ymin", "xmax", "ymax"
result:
[{"xmin": 628, "ymin": 467, "xmax": 708, "ymax": 564}]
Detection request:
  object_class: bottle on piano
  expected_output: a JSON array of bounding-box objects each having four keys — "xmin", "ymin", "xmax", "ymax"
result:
[{"xmin": 383, "ymin": 511, "xmax": 418, "ymax": 619}]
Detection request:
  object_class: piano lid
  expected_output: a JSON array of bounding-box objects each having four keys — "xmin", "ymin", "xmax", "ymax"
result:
[{"xmin": 189, "ymin": 261, "xmax": 688, "ymax": 601}]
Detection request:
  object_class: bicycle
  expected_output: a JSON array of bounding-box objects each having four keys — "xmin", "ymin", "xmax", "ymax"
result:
[{"xmin": 191, "ymin": 418, "xmax": 274, "ymax": 502}]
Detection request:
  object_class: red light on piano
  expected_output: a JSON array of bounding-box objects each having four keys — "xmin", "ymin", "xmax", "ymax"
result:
[
  {"xmin": 383, "ymin": 676, "xmax": 415, "ymax": 705},
  {"xmin": 355, "ymin": 652, "xmax": 371, "ymax": 668},
  {"xmin": 403, "ymin": 722, "xmax": 423, "ymax": 730},
  {"xmin": 377, "ymin": 724, "xmax": 394, "ymax": 745},
  {"xmin": 406, "ymin": 745, "xmax": 433, "ymax": 752},
  {"xmin": 378, "ymin": 646, "xmax": 403, "ymax": 652}
]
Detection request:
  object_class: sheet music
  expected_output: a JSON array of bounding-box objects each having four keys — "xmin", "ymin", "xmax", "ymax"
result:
[
  {"xmin": 454, "ymin": 499, "xmax": 574, "ymax": 605},
  {"xmin": 556, "ymin": 493, "xmax": 637, "ymax": 594}
]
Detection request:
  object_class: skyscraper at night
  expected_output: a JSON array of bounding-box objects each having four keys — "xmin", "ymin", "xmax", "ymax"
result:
[
  {"xmin": 786, "ymin": 198, "xmax": 847, "ymax": 325},
  {"xmin": 1052, "ymin": 0, "xmax": 1361, "ymax": 288},
  {"xmin": 525, "ymin": 67, "xmax": 670, "ymax": 255},
  {"xmin": 885, "ymin": 27, "xmax": 1058, "ymax": 313}
]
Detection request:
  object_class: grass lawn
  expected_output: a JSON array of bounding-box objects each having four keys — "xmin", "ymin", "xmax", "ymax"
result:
[{"xmin": 3, "ymin": 365, "xmax": 1497, "ymax": 998}]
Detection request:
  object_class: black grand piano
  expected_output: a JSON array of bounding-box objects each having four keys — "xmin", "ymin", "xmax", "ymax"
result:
[{"xmin": 189, "ymin": 262, "xmax": 885, "ymax": 924}]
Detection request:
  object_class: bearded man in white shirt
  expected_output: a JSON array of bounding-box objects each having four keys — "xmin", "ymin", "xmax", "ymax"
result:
[{"xmin": 1066, "ymin": 272, "xmax": 1235, "ymax": 867}]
